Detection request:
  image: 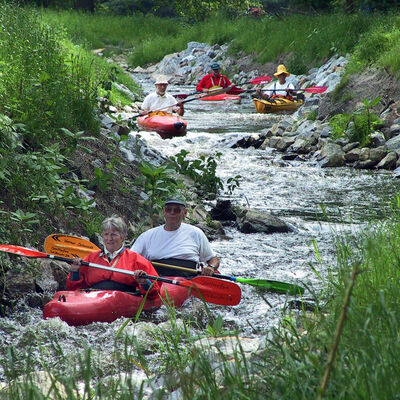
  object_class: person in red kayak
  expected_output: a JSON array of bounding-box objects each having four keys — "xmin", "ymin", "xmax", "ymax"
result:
[
  {"xmin": 66, "ymin": 215, "xmax": 161, "ymax": 298},
  {"xmin": 141, "ymin": 74, "xmax": 184, "ymax": 116},
  {"xmin": 196, "ymin": 62, "xmax": 232, "ymax": 93},
  {"xmin": 131, "ymin": 197, "xmax": 220, "ymax": 277}
]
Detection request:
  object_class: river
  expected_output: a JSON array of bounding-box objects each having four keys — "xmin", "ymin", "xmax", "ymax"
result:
[{"xmin": 0, "ymin": 79, "xmax": 399, "ymax": 387}]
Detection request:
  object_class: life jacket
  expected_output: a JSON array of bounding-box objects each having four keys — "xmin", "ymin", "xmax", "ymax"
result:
[{"xmin": 271, "ymin": 82, "xmax": 294, "ymax": 101}]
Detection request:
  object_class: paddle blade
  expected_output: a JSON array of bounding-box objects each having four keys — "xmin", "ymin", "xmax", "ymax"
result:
[
  {"xmin": 0, "ymin": 244, "xmax": 48, "ymax": 258},
  {"xmin": 173, "ymin": 93, "xmax": 190, "ymax": 99},
  {"xmin": 236, "ymin": 278, "xmax": 304, "ymax": 295},
  {"xmin": 227, "ymin": 87, "xmax": 245, "ymax": 95},
  {"xmin": 44, "ymin": 234, "xmax": 100, "ymax": 258},
  {"xmin": 182, "ymin": 276, "xmax": 241, "ymax": 306},
  {"xmin": 249, "ymin": 76, "xmax": 272, "ymax": 85},
  {"xmin": 304, "ymin": 86, "xmax": 327, "ymax": 93}
]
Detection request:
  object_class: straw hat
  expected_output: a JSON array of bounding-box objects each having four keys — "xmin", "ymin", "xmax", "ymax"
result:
[
  {"xmin": 155, "ymin": 74, "xmax": 169, "ymax": 85},
  {"xmin": 273, "ymin": 64, "xmax": 290, "ymax": 77}
]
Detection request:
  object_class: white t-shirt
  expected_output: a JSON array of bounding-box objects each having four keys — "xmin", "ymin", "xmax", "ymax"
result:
[
  {"xmin": 141, "ymin": 92, "xmax": 177, "ymax": 113},
  {"xmin": 131, "ymin": 223, "xmax": 216, "ymax": 263},
  {"xmin": 263, "ymin": 81, "xmax": 295, "ymax": 95}
]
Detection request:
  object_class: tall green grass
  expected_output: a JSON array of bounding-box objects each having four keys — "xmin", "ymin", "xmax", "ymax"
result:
[{"xmin": 40, "ymin": 9, "xmax": 400, "ymax": 75}]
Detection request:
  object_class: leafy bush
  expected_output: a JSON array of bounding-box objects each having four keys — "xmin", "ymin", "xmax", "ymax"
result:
[
  {"xmin": 329, "ymin": 97, "xmax": 383, "ymax": 146},
  {"xmin": 171, "ymin": 150, "xmax": 224, "ymax": 196}
]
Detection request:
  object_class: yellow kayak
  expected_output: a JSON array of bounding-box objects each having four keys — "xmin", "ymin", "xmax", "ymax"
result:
[{"xmin": 253, "ymin": 97, "xmax": 304, "ymax": 113}]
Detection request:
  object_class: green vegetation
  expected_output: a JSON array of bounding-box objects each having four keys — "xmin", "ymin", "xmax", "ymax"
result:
[
  {"xmin": 39, "ymin": 9, "xmax": 400, "ymax": 77},
  {"xmin": 329, "ymin": 96, "xmax": 383, "ymax": 145}
]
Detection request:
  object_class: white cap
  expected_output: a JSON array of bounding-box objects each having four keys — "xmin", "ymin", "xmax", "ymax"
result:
[{"xmin": 155, "ymin": 74, "xmax": 169, "ymax": 85}]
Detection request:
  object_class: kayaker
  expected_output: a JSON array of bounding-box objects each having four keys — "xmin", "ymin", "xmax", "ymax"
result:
[
  {"xmin": 131, "ymin": 197, "xmax": 220, "ymax": 277},
  {"xmin": 256, "ymin": 64, "xmax": 296, "ymax": 100},
  {"xmin": 141, "ymin": 74, "xmax": 184, "ymax": 116},
  {"xmin": 196, "ymin": 62, "xmax": 232, "ymax": 93},
  {"xmin": 66, "ymin": 215, "xmax": 161, "ymax": 297}
]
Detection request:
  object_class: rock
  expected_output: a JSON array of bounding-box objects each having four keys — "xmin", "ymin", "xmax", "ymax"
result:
[
  {"xmin": 317, "ymin": 142, "xmax": 346, "ymax": 167},
  {"xmin": 268, "ymin": 136, "xmax": 296, "ymax": 151},
  {"xmin": 345, "ymin": 148, "xmax": 361, "ymax": 162},
  {"xmin": 238, "ymin": 209, "xmax": 293, "ymax": 234},
  {"xmin": 210, "ymin": 200, "xmax": 237, "ymax": 221},
  {"xmin": 359, "ymin": 147, "xmax": 370, "ymax": 161},
  {"xmin": 342, "ymin": 142, "xmax": 359, "ymax": 152},
  {"xmin": 376, "ymin": 151, "xmax": 398, "ymax": 169},
  {"xmin": 369, "ymin": 146, "xmax": 387, "ymax": 163},
  {"xmin": 386, "ymin": 133, "xmax": 400, "ymax": 153}
]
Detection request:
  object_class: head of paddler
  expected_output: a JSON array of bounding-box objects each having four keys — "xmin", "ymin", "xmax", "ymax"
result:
[
  {"xmin": 154, "ymin": 74, "xmax": 169, "ymax": 96},
  {"xmin": 163, "ymin": 197, "xmax": 187, "ymax": 231},
  {"xmin": 101, "ymin": 215, "xmax": 127, "ymax": 253},
  {"xmin": 210, "ymin": 62, "xmax": 221, "ymax": 77},
  {"xmin": 274, "ymin": 64, "xmax": 290, "ymax": 84}
]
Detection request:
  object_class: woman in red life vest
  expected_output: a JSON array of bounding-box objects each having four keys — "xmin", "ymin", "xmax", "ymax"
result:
[{"xmin": 66, "ymin": 215, "xmax": 161, "ymax": 298}]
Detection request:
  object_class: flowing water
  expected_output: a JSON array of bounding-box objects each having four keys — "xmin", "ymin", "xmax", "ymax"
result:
[{"xmin": 1, "ymin": 79, "xmax": 399, "ymax": 384}]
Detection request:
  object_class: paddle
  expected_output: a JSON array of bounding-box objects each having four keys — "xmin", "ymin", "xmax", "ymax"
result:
[
  {"xmin": 0, "ymin": 244, "xmax": 241, "ymax": 306},
  {"xmin": 133, "ymin": 86, "xmax": 233, "ymax": 118},
  {"xmin": 44, "ymin": 234, "xmax": 304, "ymax": 295},
  {"xmin": 252, "ymin": 86, "xmax": 327, "ymax": 94},
  {"xmin": 173, "ymin": 76, "xmax": 272, "ymax": 99}
]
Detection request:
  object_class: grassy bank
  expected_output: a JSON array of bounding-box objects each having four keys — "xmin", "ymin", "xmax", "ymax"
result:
[{"xmin": 41, "ymin": 9, "xmax": 400, "ymax": 76}]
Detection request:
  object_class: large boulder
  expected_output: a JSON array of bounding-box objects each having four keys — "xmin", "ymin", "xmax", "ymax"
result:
[{"xmin": 238, "ymin": 209, "xmax": 293, "ymax": 234}]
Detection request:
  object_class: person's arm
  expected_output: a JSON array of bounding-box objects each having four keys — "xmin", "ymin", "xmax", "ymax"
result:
[
  {"xmin": 201, "ymin": 256, "xmax": 220, "ymax": 276},
  {"xmin": 174, "ymin": 100, "xmax": 184, "ymax": 116},
  {"xmin": 223, "ymin": 75, "xmax": 232, "ymax": 87},
  {"xmin": 66, "ymin": 256, "xmax": 87, "ymax": 290},
  {"xmin": 196, "ymin": 75, "xmax": 210, "ymax": 92}
]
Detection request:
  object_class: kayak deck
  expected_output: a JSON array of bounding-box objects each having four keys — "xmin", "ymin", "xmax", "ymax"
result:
[
  {"xmin": 43, "ymin": 278, "xmax": 191, "ymax": 326},
  {"xmin": 253, "ymin": 97, "xmax": 304, "ymax": 113},
  {"xmin": 199, "ymin": 93, "xmax": 241, "ymax": 103},
  {"xmin": 137, "ymin": 111, "xmax": 187, "ymax": 139}
]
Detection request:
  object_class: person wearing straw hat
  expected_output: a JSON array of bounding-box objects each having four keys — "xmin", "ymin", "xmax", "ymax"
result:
[
  {"xmin": 141, "ymin": 74, "xmax": 184, "ymax": 116},
  {"xmin": 196, "ymin": 62, "xmax": 232, "ymax": 93},
  {"xmin": 256, "ymin": 64, "xmax": 296, "ymax": 100},
  {"xmin": 131, "ymin": 196, "xmax": 220, "ymax": 278}
]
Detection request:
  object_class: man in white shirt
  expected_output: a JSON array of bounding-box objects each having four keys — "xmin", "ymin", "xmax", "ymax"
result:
[
  {"xmin": 131, "ymin": 197, "xmax": 219, "ymax": 277},
  {"xmin": 141, "ymin": 75, "xmax": 184, "ymax": 116},
  {"xmin": 256, "ymin": 64, "xmax": 296, "ymax": 100}
]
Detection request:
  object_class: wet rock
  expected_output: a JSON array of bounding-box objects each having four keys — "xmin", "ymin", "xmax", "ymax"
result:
[
  {"xmin": 342, "ymin": 142, "xmax": 359, "ymax": 152},
  {"xmin": 376, "ymin": 151, "xmax": 398, "ymax": 169},
  {"xmin": 210, "ymin": 200, "xmax": 237, "ymax": 221},
  {"xmin": 269, "ymin": 136, "xmax": 296, "ymax": 151},
  {"xmin": 238, "ymin": 209, "xmax": 293, "ymax": 234},
  {"xmin": 386, "ymin": 134, "xmax": 400, "ymax": 153},
  {"xmin": 317, "ymin": 142, "xmax": 345, "ymax": 167},
  {"xmin": 345, "ymin": 147, "xmax": 361, "ymax": 162},
  {"xmin": 369, "ymin": 146, "xmax": 387, "ymax": 164}
]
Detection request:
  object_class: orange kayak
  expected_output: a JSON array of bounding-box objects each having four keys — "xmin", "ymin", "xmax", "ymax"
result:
[{"xmin": 137, "ymin": 111, "xmax": 187, "ymax": 139}]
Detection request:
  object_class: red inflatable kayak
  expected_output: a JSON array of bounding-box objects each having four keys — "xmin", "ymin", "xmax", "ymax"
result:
[
  {"xmin": 137, "ymin": 111, "xmax": 187, "ymax": 139},
  {"xmin": 199, "ymin": 93, "xmax": 241, "ymax": 103},
  {"xmin": 43, "ymin": 278, "xmax": 191, "ymax": 326}
]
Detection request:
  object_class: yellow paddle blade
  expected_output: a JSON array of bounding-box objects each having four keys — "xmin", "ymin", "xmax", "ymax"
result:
[{"xmin": 44, "ymin": 234, "xmax": 100, "ymax": 258}]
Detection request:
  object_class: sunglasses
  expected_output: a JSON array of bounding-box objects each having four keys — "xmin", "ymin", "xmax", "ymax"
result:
[{"xmin": 164, "ymin": 206, "xmax": 185, "ymax": 214}]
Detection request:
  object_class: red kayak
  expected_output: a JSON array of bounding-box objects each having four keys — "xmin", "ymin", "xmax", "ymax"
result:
[
  {"xmin": 199, "ymin": 93, "xmax": 241, "ymax": 103},
  {"xmin": 137, "ymin": 111, "xmax": 187, "ymax": 139},
  {"xmin": 43, "ymin": 278, "xmax": 191, "ymax": 326}
]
